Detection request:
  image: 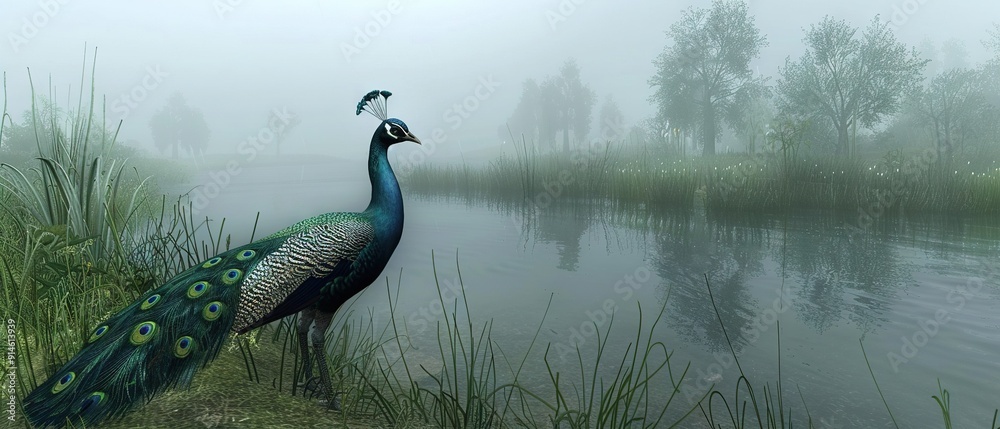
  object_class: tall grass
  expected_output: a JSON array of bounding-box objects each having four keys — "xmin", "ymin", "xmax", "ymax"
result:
[
  {"xmin": 405, "ymin": 139, "xmax": 1000, "ymax": 215},
  {"xmin": 250, "ymin": 252, "xmax": 1000, "ymax": 429},
  {"xmin": 374, "ymin": 252, "xmax": 507, "ymax": 427},
  {"xmin": 407, "ymin": 137, "xmax": 698, "ymax": 213},
  {"xmin": 0, "ymin": 61, "xmax": 708, "ymax": 427},
  {"xmin": 0, "ymin": 56, "xmax": 251, "ymax": 426},
  {"xmin": 252, "ymin": 250, "xmax": 705, "ymax": 428},
  {"xmin": 519, "ymin": 303, "xmax": 702, "ymax": 428},
  {"xmin": 1, "ymin": 61, "xmax": 151, "ymax": 263},
  {"xmin": 699, "ymin": 273, "xmax": 799, "ymax": 428},
  {"xmin": 3, "ymin": 66, "xmax": 997, "ymax": 427},
  {"xmin": 0, "ymin": 56, "xmax": 160, "ymax": 390}
]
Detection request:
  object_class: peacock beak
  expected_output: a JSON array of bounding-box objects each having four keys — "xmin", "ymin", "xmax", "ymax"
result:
[{"xmin": 405, "ymin": 134, "xmax": 422, "ymax": 145}]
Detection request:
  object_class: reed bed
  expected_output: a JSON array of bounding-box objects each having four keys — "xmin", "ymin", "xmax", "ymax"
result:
[{"xmin": 404, "ymin": 140, "xmax": 1000, "ymax": 216}]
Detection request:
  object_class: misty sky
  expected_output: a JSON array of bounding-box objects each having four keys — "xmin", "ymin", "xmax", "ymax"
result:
[{"xmin": 2, "ymin": 0, "xmax": 998, "ymax": 163}]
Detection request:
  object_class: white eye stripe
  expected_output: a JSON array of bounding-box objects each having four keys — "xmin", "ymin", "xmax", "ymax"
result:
[{"xmin": 385, "ymin": 123, "xmax": 406, "ymax": 139}]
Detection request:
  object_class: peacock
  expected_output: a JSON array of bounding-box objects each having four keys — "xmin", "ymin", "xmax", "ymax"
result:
[{"xmin": 22, "ymin": 90, "xmax": 421, "ymax": 428}]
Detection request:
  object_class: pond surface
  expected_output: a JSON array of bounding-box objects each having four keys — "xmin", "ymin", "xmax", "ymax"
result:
[{"xmin": 183, "ymin": 163, "xmax": 1000, "ymax": 428}]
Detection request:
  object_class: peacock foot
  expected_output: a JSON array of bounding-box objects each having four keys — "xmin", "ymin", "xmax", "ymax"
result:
[
  {"xmin": 300, "ymin": 377, "xmax": 342, "ymax": 411},
  {"xmin": 298, "ymin": 376, "xmax": 320, "ymax": 393},
  {"xmin": 318, "ymin": 395, "xmax": 342, "ymax": 412}
]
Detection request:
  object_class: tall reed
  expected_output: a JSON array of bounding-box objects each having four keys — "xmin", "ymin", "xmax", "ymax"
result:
[{"xmin": 405, "ymin": 143, "xmax": 1000, "ymax": 215}]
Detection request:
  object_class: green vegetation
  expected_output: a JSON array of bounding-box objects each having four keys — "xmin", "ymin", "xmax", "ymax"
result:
[
  {"xmin": 501, "ymin": 2, "xmax": 1000, "ymax": 164},
  {"xmin": 2, "ymin": 68, "xmax": 997, "ymax": 428},
  {"xmin": 2, "ymin": 69, "xmax": 160, "ymax": 390},
  {"xmin": 649, "ymin": 0, "xmax": 768, "ymax": 156},
  {"xmin": 404, "ymin": 139, "xmax": 1000, "ymax": 216},
  {"xmin": 776, "ymin": 16, "xmax": 927, "ymax": 157},
  {"xmin": 406, "ymin": 139, "xmax": 698, "ymax": 213}
]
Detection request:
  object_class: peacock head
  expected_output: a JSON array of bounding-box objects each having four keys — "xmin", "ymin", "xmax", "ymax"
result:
[
  {"xmin": 378, "ymin": 118, "xmax": 422, "ymax": 146},
  {"xmin": 357, "ymin": 90, "xmax": 421, "ymax": 146}
]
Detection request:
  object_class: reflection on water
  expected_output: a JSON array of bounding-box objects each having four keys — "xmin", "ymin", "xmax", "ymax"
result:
[
  {"xmin": 188, "ymin": 172, "xmax": 1000, "ymax": 428},
  {"xmin": 397, "ymin": 192, "xmax": 1000, "ymax": 428}
]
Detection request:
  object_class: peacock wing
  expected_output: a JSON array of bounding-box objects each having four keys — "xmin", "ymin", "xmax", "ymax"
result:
[{"xmin": 232, "ymin": 214, "xmax": 374, "ymax": 333}]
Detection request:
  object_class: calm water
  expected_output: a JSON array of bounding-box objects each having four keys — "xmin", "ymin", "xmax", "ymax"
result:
[{"xmin": 183, "ymin": 162, "xmax": 1000, "ymax": 428}]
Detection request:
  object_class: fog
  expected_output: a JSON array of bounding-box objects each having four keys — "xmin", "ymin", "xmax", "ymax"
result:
[
  {"xmin": 5, "ymin": 2, "xmax": 1000, "ymax": 428},
  {"xmin": 3, "ymin": 0, "xmax": 998, "ymax": 164}
]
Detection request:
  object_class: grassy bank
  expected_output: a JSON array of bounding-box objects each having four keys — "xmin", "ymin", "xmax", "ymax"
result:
[
  {"xmin": 2, "ymin": 73, "xmax": 997, "ymax": 428},
  {"xmin": 0, "ymin": 69, "xmax": 698, "ymax": 428},
  {"xmin": 403, "ymin": 140, "xmax": 1000, "ymax": 215}
]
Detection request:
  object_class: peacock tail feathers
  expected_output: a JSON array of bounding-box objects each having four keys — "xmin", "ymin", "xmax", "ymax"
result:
[
  {"xmin": 22, "ymin": 240, "xmax": 276, "ymax": 428},
  {"xmin": 23, "ymin": 211, "xmax": 377, "ymax": 428}
]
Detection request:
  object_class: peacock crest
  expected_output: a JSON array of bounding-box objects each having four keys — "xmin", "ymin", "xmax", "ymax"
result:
[{"xmin": 356, "ymin": 89, "xmax": 393, "ymax": 120}]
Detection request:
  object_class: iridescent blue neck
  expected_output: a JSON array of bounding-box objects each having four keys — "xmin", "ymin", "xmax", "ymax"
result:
[{"xmin": 364, "ymin": 138, "xmax": 403, "ymax": 222}]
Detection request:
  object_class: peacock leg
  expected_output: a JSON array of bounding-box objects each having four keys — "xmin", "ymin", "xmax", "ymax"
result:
[
  {"xmin": 311, "ymin": 309, "xmax": 341, "ymax": 411},
  {"xmin": 296, "ymin": 307, "xmax": 316, "ymax": 389}
]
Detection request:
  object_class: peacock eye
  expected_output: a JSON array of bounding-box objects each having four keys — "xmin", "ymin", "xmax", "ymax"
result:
[
  {"xmin": 129, "ymin": 321, "xmax": 157, "ymax": 345},
  {"xmin": 52, "ymin": 372, "xmax": 75, "ymax": 393}
]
